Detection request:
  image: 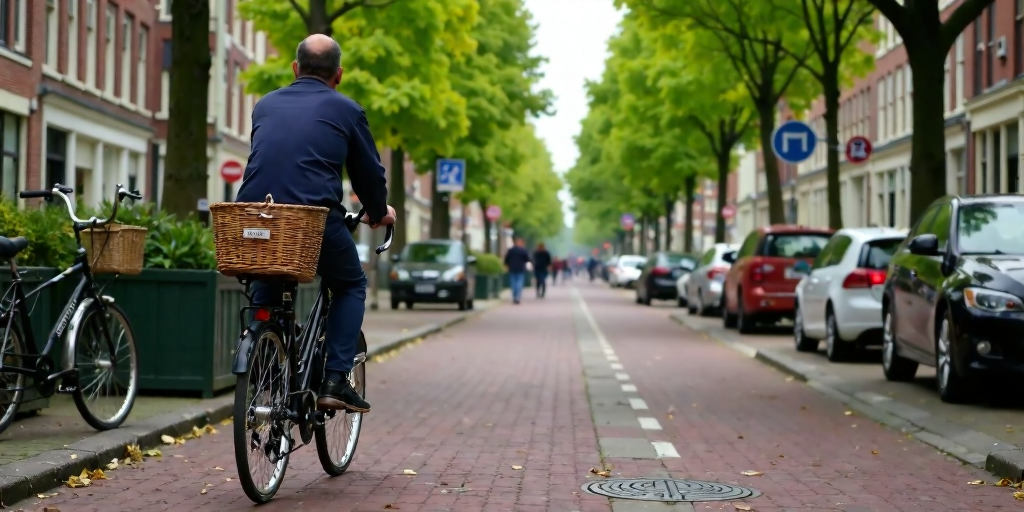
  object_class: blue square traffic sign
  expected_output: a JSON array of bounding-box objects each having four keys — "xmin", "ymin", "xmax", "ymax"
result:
[
  {"xmin": 771, "ymin": 120, "xmax": 817, "ymax": 164},
  {"xmin": 436, "ymin": 158, "xmax": 466, "ymax": 193}
]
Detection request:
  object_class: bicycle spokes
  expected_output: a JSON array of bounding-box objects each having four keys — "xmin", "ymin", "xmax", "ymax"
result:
[
  {"xmin": 75, "ymin": 312, "xmax": 133, "ymax": 422},
  {"xmin": 243, "ymin": 332, "xmax": 290, "ymax": 493}
]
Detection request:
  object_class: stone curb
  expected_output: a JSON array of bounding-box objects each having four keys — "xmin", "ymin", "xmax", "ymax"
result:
[
  {"xmin": 668, "ymin": 312, "xmax": 1023, "ymax": 479},
  {"xmin": 0, "ymin": 303, "xmax": 497, "ymax": 507}
]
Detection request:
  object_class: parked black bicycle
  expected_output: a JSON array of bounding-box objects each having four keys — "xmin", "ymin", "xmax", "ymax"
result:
[
  {"xmin": 0, "ymin": 183, "xmax": 143, "ymax": 435},
  {"xmin": 231, "ymin": 209, "xmax": 393, "ymax": 503}
]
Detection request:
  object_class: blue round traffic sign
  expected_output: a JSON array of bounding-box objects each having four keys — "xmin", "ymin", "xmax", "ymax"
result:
[{"xmin": 771, "ymin": 120, "xmax": 817, "ymax": 164}]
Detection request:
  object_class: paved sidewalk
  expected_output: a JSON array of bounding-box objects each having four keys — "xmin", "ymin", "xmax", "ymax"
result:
[{"xmin": 0, "ymin": 297, "xmax": 501, "ymax": 507}]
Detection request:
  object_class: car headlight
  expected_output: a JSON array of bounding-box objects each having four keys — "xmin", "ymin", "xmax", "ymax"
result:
[
  {"xmin": 963, "ymin": 287, "xmax": 1024, "ymax": 313},
  {"xmin": 442, "ymin": 266, "xmax": 465, "ymax": 282},
  {"xmin": 390, "ymin": 269, "xmax": 410, "ymax": 280}
]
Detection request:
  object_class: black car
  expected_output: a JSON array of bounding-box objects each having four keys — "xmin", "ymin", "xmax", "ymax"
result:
[
  {"xmin": 635, "ymin": 252, "xmax": 698, "ymax": 305},
  {"xmin": 389, "ymin": 240, "xmax": 476, "ymax": 310},
  {"xmin": 882, "ymin": 195, "xmax": 1024, "ymax": 403}
]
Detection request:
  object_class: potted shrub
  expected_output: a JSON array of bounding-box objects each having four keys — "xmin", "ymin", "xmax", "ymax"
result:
[{"xmin": 470, "ymin": 252, "xmax": 504, "ymax": 299}]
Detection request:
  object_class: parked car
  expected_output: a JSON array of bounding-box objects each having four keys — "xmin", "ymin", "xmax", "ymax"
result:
[
  {"xmin": 676, "ymin": 272, "xmax": 691, "ymax": 308},
  {"xmin": 609, "ymin": 255, "xmax": 646, "ymax": 288},
  {"xmin": 635, "ymin": 252, "xmax": 699, "ymax": 305},
  {"xmin": 793, "ymin": 228, "xmax": 905, "ymax": 361},
  {"xmin": 722, "ymin": 225, "xmax": 833, "ymax": 333},
  {"xmin": 881, "ymin": 195, "xmax": 1024, "ymax": 403},
  {"xmin": 681, "ymin": 243, "xmax": 739, "ymax": 315},
  {"xmin": 389, "ymin": 240, "xmax": 476, "ymax": 311}
]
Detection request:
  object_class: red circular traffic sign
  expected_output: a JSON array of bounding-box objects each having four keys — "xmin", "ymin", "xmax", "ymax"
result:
[
  {"xmin": 845, "ymin": 136, "xmax": 872, "ymax": 164},
  {"xmin": 486, "ymin": 205, "xmax": 502, "ymax": 221},
  {"xmin": 722, "ymin": 205, "xmax": 736, "ymax": 219},
  {"xmin": 220, "ymin": 160, "xmax": 244, "ymax": 183}
]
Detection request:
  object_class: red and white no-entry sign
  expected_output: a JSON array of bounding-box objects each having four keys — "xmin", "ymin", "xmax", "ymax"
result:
[
  {"xmin": 486, "ymin": 205, "xmax": 502, "ymax": 221},
  {"xmin": 220, "ymin": 160, "xmax": 244, "ymax": 183},
  {"xmin": 721, "ymin": 205, "xmax": 736, "ymax": 219},
  {"xmin": 845, "ymin": 136, "xmax": 872, "ymax": 164}
]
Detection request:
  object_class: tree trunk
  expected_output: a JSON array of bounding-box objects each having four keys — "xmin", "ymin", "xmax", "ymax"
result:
[
  {"xmin": 684, "ymin": 176, "xmax": 696, "ymax": 253},
  {"xmin": 639, "ymin": 215, "xmax": 648, "ymax": 256},
  {"xmin": 822, "ymin": 69, "xmax": 844, "ymax": 230},
  {"xmin": 664, "ymin": 197, "xmax": 674, "ymax": 251},
  {"xmin": 429, "ymin": 169, "xmax": 451, "ymax": 239},
  {"xmin": 306, "ymin": 0, "xmax": 335, "ymax": 35},
  {"xmin": 756, "ymin": 102, "xmax": 786, "ymax": 224},
  {"xmin": 163, "ymin": 0, "xmax": 211, "ymax": 218},
  {"xmin": 481, "ymin": 201, "xmax": 492, "ymax": 254},
  {"xmin": 715, "ymin": 149, "xmax": 730, "ymax": 243},
  {"xmin": 652, "ymin": 214, "xmax": 661, "ymax": 252},
  {"xmin": 907, "ymin": 45, "xmax": 950, "ymax": 221},
  {"xmin": 390, "ymin": 147, "xmax": 407, "ymax": 254}
]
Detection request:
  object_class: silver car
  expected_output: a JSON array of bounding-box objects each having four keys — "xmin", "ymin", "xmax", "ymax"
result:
[{"xmin": 682, "ymin": 243, "xmax": 739, "ymax": 316}]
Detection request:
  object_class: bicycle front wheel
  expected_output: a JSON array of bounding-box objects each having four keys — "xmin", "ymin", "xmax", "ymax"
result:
[
  {"xmin": 314, "ymin": 332, "xmax": 367, "ymax": 476},
  {"xmin": 0, "ymin": 321, "xmax": 27, "ymax": 435},
  {"xmin": 72, "ymin": 301, "xmax": 139, "ymax": 431},
  {"xmin": 234, "ymin": 324, "xmax": 291, "ymax": 504}
]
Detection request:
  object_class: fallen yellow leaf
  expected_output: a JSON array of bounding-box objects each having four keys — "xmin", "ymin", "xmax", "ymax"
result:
[
  {"xmin": 512, "ymin": 465, "xmax": 523, "ymax": 470},
  {"xmin": 968, "ymin": 480, "xmax": 986, "ymax": 485},
  {"xmin": 143, "ymin": 448, "xmax": 162, "ymax": 457},
  {"xmin": 871, "ymin": 450, "xmax": 879, "ymax": 455},
  {"xmin": 1015, "ymin": 491, "xmax": 1024, "ymax": 501},
  {"xmin": 996, "ymin": 478, "xmax": 1014, "ymax": 487},
  {"xmin": 37, "ymin": 492, "xmax": 58, "ymax": 498},
  {"xmin": 69, "ymin": 454, "xmax": 78, "ymax": 460},
  {"xmin": 106, "ymin": 458, "xmax": 119, "ymax": 470},
  {"xmin": 741, "ymin": 470, "xmax": 763, "ymax": 477},
  {"xmin": 204, "ymin": 424, "xmax": 218, "ymax": 434},
  {"xmin": 402, "ymin": 469, "xmax": 417, "ymax": 475},
  {"xmin": 219, "ymin": 417, "xmax": 233, "ymax": 425},
  {"xmin": 213, "ymin": 466, "xmax": 225, "ymax": 471},
  {"xmin": 844, "ymin": 411, "xmax": 853, "ymax": 416},
  {"xmin": 161, "ymin": 434, "xmax": 175, "ymax": 445},
  {"xmin": 735, "ymin": 505, "xmax": 752, "ymax": 511},
  {"xmin": 65, "ymin": 475, "xmax": 91, "ymax": 488},
  {"xmin": 201, "ymin": 488, "xmax": 208, "ymax": 495},
  {"xmin": 125, "ymin": 444, "xmax": 144, "ymax": 463},
  {"xmin": 84, "ymin": 468, "xmax": 107, "ymax": 480}
]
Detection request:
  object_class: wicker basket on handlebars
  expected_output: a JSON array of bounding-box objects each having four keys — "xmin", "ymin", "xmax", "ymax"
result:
[
  {"xmin": 209, "ymin": 194, "xmax": 330, "ymax": 283},
  {"xmin": 82, "ymin": 224, "xmax": 148, "ymax": 275}
]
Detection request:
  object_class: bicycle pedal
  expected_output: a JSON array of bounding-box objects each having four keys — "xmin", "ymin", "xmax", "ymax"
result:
[{"xmin": 313, "ymin": 411, "xmax": 327, "ymax": 427}]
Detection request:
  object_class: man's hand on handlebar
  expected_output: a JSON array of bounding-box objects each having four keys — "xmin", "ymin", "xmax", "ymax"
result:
[{"xmin": 361, "ymin": 205, "xmax": 397, "ymax": 228}]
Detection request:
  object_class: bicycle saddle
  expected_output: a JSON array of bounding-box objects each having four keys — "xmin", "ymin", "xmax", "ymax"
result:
[{"xmin": 0, "ymin": 236, "xmax": 28, "ymax": 259}]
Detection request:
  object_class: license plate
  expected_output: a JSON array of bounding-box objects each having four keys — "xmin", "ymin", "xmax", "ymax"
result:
[
  {"xmin": 784, "ymin": 267, "xmax": 807, "ymax": 280},
  {"xmin": 414, "ymin": 284, "xmax": 436, "ymax": 294}
]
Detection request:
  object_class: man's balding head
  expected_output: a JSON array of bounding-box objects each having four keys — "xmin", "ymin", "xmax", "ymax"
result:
[{"xmin": 293, "ymin": 34, "xmax": 342, "ymax": 85}]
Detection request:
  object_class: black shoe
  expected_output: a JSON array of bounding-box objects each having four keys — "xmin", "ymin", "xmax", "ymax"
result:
[{"xmin": 317, "ymin": 372, "xmax": 370, "ymax": 413}]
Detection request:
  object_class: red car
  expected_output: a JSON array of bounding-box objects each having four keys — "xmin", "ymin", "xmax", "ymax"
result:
[{"xmin": 722, "ymin": 225, "xmax": 834, "ymax": 333}]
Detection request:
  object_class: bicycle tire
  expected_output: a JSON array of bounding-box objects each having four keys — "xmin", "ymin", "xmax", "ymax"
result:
[
  {"xmin": 72, "ymin": 301, "xmax": 139, "ymax": 431},
  {"xmin": 233, "ymin": 324, "xmax": 291, "ymax": 504},
  {"xmin": 314, "ymin": 331, "xmax": 368, "ymax": 476},
  {"xmin": 0, "ymin": 320, "xmax": 27, "ymax": 435}
]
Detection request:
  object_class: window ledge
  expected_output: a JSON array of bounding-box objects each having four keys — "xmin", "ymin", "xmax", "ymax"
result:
[
  {"xmin": 155, "ymin": 112, "xmax": 169, "ymax": 120},
  {"xmin": 102, "ymin": 93, "xmax": 122, "ymax": 105},
  {"xmin": 42, "ymin": 66, "xmax": 63, "ymax": 80},
  {"xmin": 0, "ymin": 47, "xmax": 32, "ymax": 68},
  {"xmin": 121, "ymin": 101, "xmax": 137, "ymax": 112},
  {"xmin": 138, "ymin": 107, "xmax": 153, "ymax": 117},
  {"xmin": 65, "ymin": 77, "xmax": 87, "ymax": 91}
]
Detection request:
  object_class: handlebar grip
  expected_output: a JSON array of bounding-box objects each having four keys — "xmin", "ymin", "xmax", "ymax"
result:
[
  {"xmin": 19, "ymin": 190, "xmax": 52, "ymax": 199},
  {"xmin": 55, "ymin": 184, "xmax": 74, "ymax": 194},
  {"xmin": 375, "ymin": 224, "xmax": 395, "ymax": 255}
]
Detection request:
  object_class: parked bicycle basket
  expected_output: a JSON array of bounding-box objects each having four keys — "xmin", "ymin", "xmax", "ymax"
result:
[
  {"xmin": 210, "ymin": 194, "xmax": 329, "ymax": 283},
  {"xmin": 81, "ymin": 224, "xmax": 148, "ymax": 275}
]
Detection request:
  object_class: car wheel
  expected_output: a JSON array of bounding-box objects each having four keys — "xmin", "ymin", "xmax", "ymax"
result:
[
  {"xmin": 825, "ymin": 307, "xmax": 854, "ymax": 362},
  {"xmin": 793, "ymin": 304, "xmax": 818, "ymax": 352},
  {"xmin": 468, "ymin": 300, "xmax": 475, "ymax": 310},
  {"xmin": 687, "ymin": 292, "xmax": 698, "ymax": 314},
  {"xmin": 391, "ymin": 299, "xmax": 399, "ymax": 310},
  {"xmin": 737, "ymin": 291, "xmax": 755, "ymax": 334},
  {"xmin": 406, "ymin": 301, "xmax": 414, "ymax": 310},
  {"xmin": 635, "ymin": 291, "xmax": 642, "ymax": 304},
  {"xmin": 722, "ymin": 292, "xmax": 738, "ymax": 328},
  {"xmin": 696, "ymin": 290, "xmax": 709, "ymax": 317},
  {"xmin": 936, "ymin": 313, "xmax": 972, "ymax": 403},
  {"xmin": 881, "ymin": 309, "xmax": 918, "ymax": 382},
  {"xmin": 458, "ymin": 300, "xmax": 467, "ymax": 311}
]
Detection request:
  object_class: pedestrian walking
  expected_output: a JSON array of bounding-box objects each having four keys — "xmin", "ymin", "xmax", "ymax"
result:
[
  {"xmin": 551, "ymin": 258, "xmax": 562, "ymax": 286},
  {"xmin": 533, "ymin": 243, "xmax": 552, "ymax": 298},
  {"xmin": 563, "ymin": 255, "xmax": 574, "ymax": 281},
  {"xmin": 504, "ymin": 237, "xmax": 532, "ymax": 304}
]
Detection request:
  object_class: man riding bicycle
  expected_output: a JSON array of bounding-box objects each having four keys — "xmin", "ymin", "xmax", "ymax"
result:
[{"xmin": 236, "ymin": 34, "xmax": 396, "ymax": 414}]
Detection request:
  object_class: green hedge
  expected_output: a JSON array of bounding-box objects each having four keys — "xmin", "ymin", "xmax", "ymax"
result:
[
  {"xmin": 0, "ymin": 200, "xmax": 215, "ymax": 270},
  {"xmin": 470, "ymin": 251, "xmax": 504, "ymax": 275}
]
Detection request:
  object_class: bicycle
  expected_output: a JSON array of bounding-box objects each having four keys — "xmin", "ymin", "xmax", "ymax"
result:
[
  {"xmin": 230, "ymin": 208, "xmax": 394, "ymax": 504},
  {"xmin": 0, "ymin": 183, "xmax": 143, "ymax": 435}
]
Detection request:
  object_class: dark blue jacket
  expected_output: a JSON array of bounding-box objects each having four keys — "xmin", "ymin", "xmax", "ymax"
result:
[
  {"xmin": 236, "ymin": 77, "xmax": 388, "ymax": 223},
  {"xmin": 504, "ymin": 246, "xmax": 532, "ymax": 273}
]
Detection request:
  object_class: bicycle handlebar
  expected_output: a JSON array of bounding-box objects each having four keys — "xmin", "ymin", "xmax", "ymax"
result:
[
  {"xmin": 19, "ymin": 183, "xmax": 143, "ymax": 228},
  {"xmin": 344, "ymin": 208, "xmax": 395, "ymax": 255}
]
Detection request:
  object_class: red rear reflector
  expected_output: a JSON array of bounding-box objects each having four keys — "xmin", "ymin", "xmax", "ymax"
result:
[
  {"xmin": 751, "ymin": 265, "xmax": 764, "ymax": 282},
  {"xmin": 707, "ymin": 266, "xmax": 728, "ymax": 280},
  {"xmin": 254, "ymin": 308, "xmax": 271, "ymax": 321},
  {"xmin": 842, "ymin": 268, "xmax": 887, "ymax": 289},
  {"xmin": 651, "ymin": 267, "xmax": 671, "ymax": 276}
]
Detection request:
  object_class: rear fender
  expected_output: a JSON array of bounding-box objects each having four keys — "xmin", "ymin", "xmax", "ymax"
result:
[{"xmin": 232, "ymin": 322, "xmax": 264, "ymax": 375}]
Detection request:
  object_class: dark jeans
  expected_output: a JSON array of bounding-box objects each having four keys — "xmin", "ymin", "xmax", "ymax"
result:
[
  {"xmin": 535, "ymin": 270, "xmax": 548, "ymax": 295},
  {"xmin": 251, "ymin": 210, "xmax": 366, "ymax": 374}
]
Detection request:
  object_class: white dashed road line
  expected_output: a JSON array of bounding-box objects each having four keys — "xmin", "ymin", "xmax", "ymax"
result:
[
  {"xmin": 637, "ymin": 417, "xmax": 663, "ymax": 430},
  {"xmin": 621, "ymin": 384, "xmax": 637, "ymax": 392},
  {"xmin": 610, "ymin": 362, "xmax": 624, "ymax": 370},
  {"xmin": 615, "ymin": 373, "xmax": 630, "ymax": 381},
  {"xmin": 628, "ymin": 398, "xmax": 649, "ymax": 410},
  {"xmin": 651, "ymin": 441, "xmax": 680, "ymax": 458}
]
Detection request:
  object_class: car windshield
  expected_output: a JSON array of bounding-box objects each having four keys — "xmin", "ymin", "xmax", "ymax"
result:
[
  {"xmin": 401, "ymin": 243, "xmax": 463, "ymax": 264},
  {"xmin": 619, "ymin": 257, "xmax": 645, "ymax": 268},
  {"xmin": 958, "ymin": 202, "xmax": 1024, "ymax": 254},
  {"xmin": 763, "ymin": 234, "xmax": 830, "ymax": 258},
  {"xmin": 662, "ymin": 254, "xmax": 698, "ymax": 270},
  {"xmin": 861, "ymin": 238, "xmax": 902, "ymax": 269}
]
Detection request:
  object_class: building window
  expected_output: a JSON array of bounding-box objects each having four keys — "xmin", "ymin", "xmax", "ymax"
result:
[
  {"xmin": 234, "ymin": 65, "xmax": 242, "ymax": 133},
  {"xmin": 987, "ymin": 5, "xmax": 995, "ymax": 89},
  {"xmin": 1016, "ymin": 0, "xmax": 1023, "ymax": 76},
  {"xmin": 974, "ymin": 17, "xmax": 983, "ymax": 95},
  {"xmin": 955, "ymin": 34, "xmax": 965, "ymax": 109},
  {"xmin": 0, "ymin": 113, "xmax": 19, "ymax": 200},
  {"xmin": 877, "ymin": 79, "xmax": 886, "ymax": 141},
  {"xmin": 86, "ymin": 0, "xmax": 96, "ymax": 87},
  {"xmin": 122, "ymin": 13, "xmax": 133, "ymax": 102},
  {"xmin": 0, "ymin": 0, "xmax": 10, "ymax": 49},
  {"xmin": 886, "ymin": 73, "xmax": 895, "ymax": 139},
  {"xmin": 45, "ymin": 127, "xmax": 68, "ymax": 190},
  {"xmin": 895, "ymin": 68, "xmax": 904, "ymax": 134},
  {"xmin": 232, "ymin": 0, "xmax": 242, "ymax": 44},
  {"xmin": 944, "ymin": 54, "xmax": 951, "ymax": 113},
  {"xmin": 162, "ymin": 0, "xmax": 171, "ymax": 16},
  {"xmin": 138, "ymin": 25, "xmax": 148, "ymax": 110},
  {"xmin": 67, "ymin": 0, "xmax": 79, "ymax": 79},
  {"xmin": 905, "ymin": 66, "xmax": 913, "ymax": 133},
  {"xmin": 45, "ymin": 0, "xmax": 58, "ymax": 68},
  {"xmin": 104, "ymin": 3, "xmax": 116, "ymax": 94}
]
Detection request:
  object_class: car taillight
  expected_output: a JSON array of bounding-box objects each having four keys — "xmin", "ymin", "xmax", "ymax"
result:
[
  {"xmin": 751, "ymin": 264, "xmax": 765, "ymax": 283},
  {"xmin": 707, "ymin": 266, "xmax": 728, "ymax": 280},
  {"xmin": 651, "ymin": 267, "xmax": 670, "ymax": 276},
  {"xmin": 842, "ymin": 268, "xmax": 887, "ymax": 289}
]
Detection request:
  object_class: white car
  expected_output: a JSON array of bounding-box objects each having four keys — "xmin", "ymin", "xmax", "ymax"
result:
[
  {"xmin": 609, "ymin": 255, "xmax": 646, "ymax": 288},
  {"xmin": 681, "ymin": 243, "xmax": 738, "ymax": 315},
  {"xmin": 793, "ymin": 227, "xmax": 906, "ymax": 361}
]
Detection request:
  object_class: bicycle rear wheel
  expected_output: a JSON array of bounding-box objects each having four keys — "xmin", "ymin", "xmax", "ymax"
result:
[
  {"xmin": 72, "ymin": 302, "xmax": 139, "ymax": 431},
  {"xmin": 314, "ymin": 331, "xmax": 367, "ymax": 476},
  {"xmin": 0, "ymin": 321, "xmax": 26, "ymax": 435},
  {"xmin": 233, "ymin": 324, "xmax": 291, "ymax": 504}
]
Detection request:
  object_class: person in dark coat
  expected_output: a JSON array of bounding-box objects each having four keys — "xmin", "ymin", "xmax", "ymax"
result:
[
  {"xmin": 504, "ymin": 237, "xmax": 531, "ymax": 304},
  {"xmin": 533, "ymin": 243, "xmax": 552, "ymax": 298}
]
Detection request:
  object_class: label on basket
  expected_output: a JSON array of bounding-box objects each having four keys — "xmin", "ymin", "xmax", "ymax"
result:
[{"xmin": 242, "ymin": 228, "xmax": 271, "ymax": 240}]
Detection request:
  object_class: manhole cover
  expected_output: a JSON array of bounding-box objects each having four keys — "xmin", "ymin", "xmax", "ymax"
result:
[{"xmin": 582, "ymin": 478, "xmax": 760, "ymax": 502}]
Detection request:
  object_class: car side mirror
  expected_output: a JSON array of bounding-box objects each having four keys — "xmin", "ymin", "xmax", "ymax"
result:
[
  {"xmin": 467, "ymin": 255, "xmax": 477, "ymax": 265},
  {"xmin": 721, "ymin": 251, "xmax": 737, "ymax": 264},
  {"xmin": 390, "ymin": 254, "xmax": 400, "ymax": 263},
  {"xmin": 908, "ymin": 234, "xmax": 940, "ymax": 256},
  {"xmin": 793, "ymin": 260, "xmax": 811, "ymax": 273}
]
